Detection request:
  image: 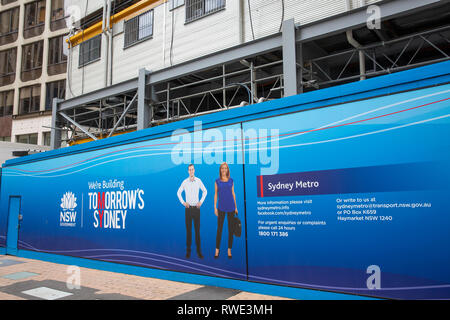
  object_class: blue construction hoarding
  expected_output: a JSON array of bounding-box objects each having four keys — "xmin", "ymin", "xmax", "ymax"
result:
[{"xmin": 1, "ymin": 62, "xmax": 449, "ymax": 299}]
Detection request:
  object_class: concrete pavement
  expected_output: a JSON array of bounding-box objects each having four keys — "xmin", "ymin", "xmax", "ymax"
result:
[{"xmin": 0, "ymin": 255, "xmax": 289, "ymax": 300}]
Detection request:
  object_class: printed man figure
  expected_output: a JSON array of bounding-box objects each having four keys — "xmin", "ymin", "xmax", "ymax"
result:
[{"xmin": 177, "ymin": 164, "xmax": 207, "ymax": 259}]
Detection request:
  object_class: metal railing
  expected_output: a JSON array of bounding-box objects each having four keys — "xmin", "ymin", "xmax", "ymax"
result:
[{"xmin": 305, "ymin": 25, "xmax": 450, "ymax": 88}]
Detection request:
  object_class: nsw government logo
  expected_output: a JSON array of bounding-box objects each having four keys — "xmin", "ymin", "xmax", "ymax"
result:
[{"xmin": 60, "ymin": 191, "xmax": 77, "ymax": 227}]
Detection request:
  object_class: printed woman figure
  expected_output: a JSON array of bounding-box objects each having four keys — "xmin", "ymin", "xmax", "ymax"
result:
[{"xmin": 214, "ymin": 162, "xmax": 238, "ymax": 259}]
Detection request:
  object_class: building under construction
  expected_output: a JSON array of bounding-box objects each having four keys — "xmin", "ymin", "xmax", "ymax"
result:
[{"xmin": 51, "ymin": 0, "xmax": 450, "ymax": 147}]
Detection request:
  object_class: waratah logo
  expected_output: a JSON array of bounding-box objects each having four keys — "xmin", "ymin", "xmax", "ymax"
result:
[
  {"xmin": 61, "ymin": 192, "xmax": 77, "ymax": 211},
  {"xmin": 60, "ymin": 192, "xmax": 77, "ymax": 227}
]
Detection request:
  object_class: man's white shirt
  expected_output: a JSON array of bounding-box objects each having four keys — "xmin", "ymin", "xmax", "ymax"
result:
[{"xmin": 177, "ymin": 177, "xmax": 207, "ymax": 206}]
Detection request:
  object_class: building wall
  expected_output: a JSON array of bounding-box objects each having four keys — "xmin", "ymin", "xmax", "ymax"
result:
[
  {"xmin": 11, "ymin": 115, "xmax": 52, "ymax": 145},
  {"xmin": 242, "ymin": 0, "xmax": 383, "ymax": 41},
  {"xmin": 0, "ymin": 0, "xmax": 69, "ymax": 145},
  {"xmin": 0, "ymin": 117, "xmax": 12, "ymax": 137},
  {"xmin": 67, "ymin": 36, "xmax": 107, "ymax": 96},
  {"xmin": 66, "ymin": 0, "xmax": 383, "ymax": 99},
  {"xmin": 113, "ymin": 0, "xmax": 241, "ymax": 84}
]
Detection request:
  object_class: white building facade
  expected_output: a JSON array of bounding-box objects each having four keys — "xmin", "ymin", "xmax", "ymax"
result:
[{"xmin": 67, "ymin": 0, "xmax": 383, "ymax": 99}]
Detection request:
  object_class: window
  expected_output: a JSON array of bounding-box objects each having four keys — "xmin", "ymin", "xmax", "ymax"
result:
[
  {"xmin": 51, "ymin": 0, "xmax": 67, "ymax": 31},
  {"xmin": 0, "ymin": 136, "xmax": 11, "ymax": 142},
  {"xmin": 185, "ymin": 0, "xmax": 225, "ymax": 23},
  {"xmin": 43, "ymin": 131, "xmax": 51, "ymax": 146},
  {"xmin": 0, "ymin": 48, "xmax": 17, "ymax": 86},
  {"xmin": 170, "ymin": 0, "xmax": 184, "ymax": 10},
  {"xmin": 0, "ymin": 7, "xmax": 19, "ymax": 46},
  {"xmin": 48, "ymin": 35, "xmax": 68, "ymax": 75},
  {"xmin": 45, "ymin": 80, "xmax": 66, "ymax": 110},
  {"xmin": 24, "ymin": 0, "xmax": 46, "ymax": 38},
  {"xmin": 16, "ymin": 133, "xmax": 38, "ymax": 145},
  {"xmin": 0, "ymin": 90, "xmax": 14, "ymax": 117},
  {"xmin": 1, "ymin": 0, "xmax": 17, "ymax": 4},
  {"xmin": 19, "ymin": 85, "xmax": 41, "ymax": 115},
  {"xmin": 79, "ymin": 35, "xmax": 101, "ymax": 67},
  {"xmin": 124, "ymin": 10, "xmax": 154, "ymax": 48},
  {"xmin": 21, "ymin": 41, "xmax": 43, "ymax": 81}
]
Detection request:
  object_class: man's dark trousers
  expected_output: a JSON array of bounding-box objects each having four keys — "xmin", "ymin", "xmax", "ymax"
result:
[{"xmin": 185, "ymin": 207, "xmax": 201, "ymax": 255}]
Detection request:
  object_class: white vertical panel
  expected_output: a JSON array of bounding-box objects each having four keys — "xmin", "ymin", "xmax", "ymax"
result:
[
  {"xmin": 67, "ymin": 37, "xmax": 106, "ymax": 97},
  {"xmin": 164, "ymin": 0, "xmax": 240, "ymax": 66},
  {"xmin": 112, "ymin": 5, "xmax": 166, "ymax": 84},
  {"xmin": 243, "ymin": 0, "xmax": 351, "ymax": 41},
  {"xmin": 112, "ymin": 1, "xmax": 241, "ymax": 84}
]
